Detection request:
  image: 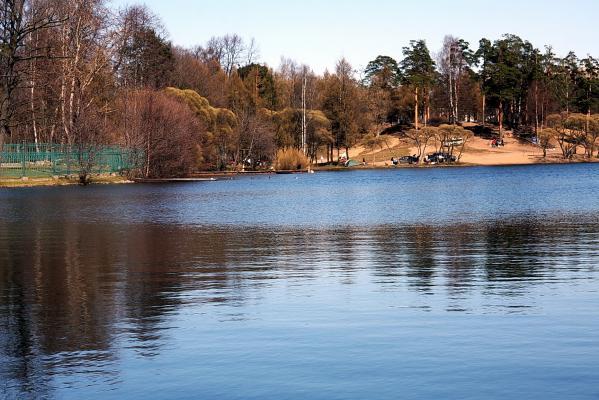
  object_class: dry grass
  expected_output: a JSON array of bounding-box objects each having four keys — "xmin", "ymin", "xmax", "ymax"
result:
[
  {"xmin": 356, "ymin": 144, "xmax": 412, "ymax": 162},
  {"xmin": 0, "ymin": 175, "xmax": 130, "ymax": 188},
  {"xmin": 275, "ymin": 147, "xmax": 309, "ymax": 170}
]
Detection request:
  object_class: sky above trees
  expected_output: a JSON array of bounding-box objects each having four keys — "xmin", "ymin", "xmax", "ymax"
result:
[{"xmin": 112, "ymin": 0, "xmax": 599, "ymax": 73}]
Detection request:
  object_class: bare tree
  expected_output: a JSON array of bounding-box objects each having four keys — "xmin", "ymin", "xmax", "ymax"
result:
[
  {"xmin": 236, "ymin": 107, "xmax": 274, "ymax": 169},
  {"xmin": 406, "ymin": 127, "xmax": 436, "ymax": 163},
  {"xmin": 194, "ymin": 34, "xmax": 259, "ymax": 77},
  {"xmin": 245, "ymin": 37, "xmax": 259, "ymax": 65},
  {"xmin": 219, "ymin": 34, "xmax": 245, "ymax": 76},
  {"xmin": 117, "ymin": 90, "xmax": 199, "ymax": 177},
  {"xmin": 0, "ymin": 0, "xmax": 63, "ymax": 145},
  {"xmin": 438, "ymin": 36, "xmax": 471, "ymax": 124},
  {"xmin": 71, "ymin": 104, "xmax": 106, "ymax": 184},
  {"xmin": 57, "ymin": 0, "xmax": 111, "ymax": 144}
]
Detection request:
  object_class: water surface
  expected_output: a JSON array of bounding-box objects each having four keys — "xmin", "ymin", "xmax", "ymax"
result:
[{"xmin": 1, "ymin": 165, "xmax": 599, "ymax": 399}]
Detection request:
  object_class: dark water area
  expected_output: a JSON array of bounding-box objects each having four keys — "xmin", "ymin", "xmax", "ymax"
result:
[{"xmin": 1, "ymin": 164, "xmax": 599, "ymax": 399}]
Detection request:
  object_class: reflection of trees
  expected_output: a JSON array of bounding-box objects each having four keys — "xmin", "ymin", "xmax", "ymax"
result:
[
  {"xmin": 442, "ymin": 226, "xmax": 478, "ymax": 297},
  {"xmin": 367, "ymin": 219, "xmax": 599, "ymax": 306},
  {"xmin": 482, "ymin": 220, "xmax": 546, "ymax": 285},
  {"xmin": 406, "ymin": 226, "xmax": 438, "ymax": 292},
  {"xmin": 368, "ymin": 226, "xmax": 437, "ymax": 293},
  {"xmin": 1, "ymin": 216, "xmax": 598, "ymax": 397},
  {"xmin": 478, "ymin": 219, "xmax": 599, "ymax": 301},
  {"xmin": 0, "ymin": 262, "xmax": 52, "ymax": 399},
  {"xmin": 327, "ymin": 230, "xmax": 360, "ymax": 285},
  {"xmin": 0, "ymin": 219, "xmax": 120, "ymax": 398}
]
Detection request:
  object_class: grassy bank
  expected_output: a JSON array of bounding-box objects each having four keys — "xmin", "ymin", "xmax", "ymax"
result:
[{"xmin": 0, "ymin": 175, "xmax": 132, "ymax": 188}]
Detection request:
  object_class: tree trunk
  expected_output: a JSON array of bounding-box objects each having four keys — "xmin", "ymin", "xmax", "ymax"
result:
[
  {"xmin": 541, "ymin": 93, "xmax": 545, "ymax": 129},
  {"xmin": 425, "ymin": 96, "xmax": 430, "ymax": 128},
  {"xmin": 481, "ymin": 94, "xmax": 486, "ymax": 128},
  {"xmin": 453, "ymin": 72, "xmax": 459, "ymax": 125},
  {"xmin": 498, "ymin": 101, "xmax": 504, "ymax": 139},
  {"xmin": 534, "ymin": 81, "xmax": 539, "ymax": 137},
  {"xmin": 587, "ymin": 107, "xmax": 591, "ymax": 136},
  {"xmin": 449, "ymin": 73, "xmax": 454, "ymax": 124},
  {"xmin": 414, "ymin": 87, "xmax": 419, "ymax": 130},
  {"xmin": 586, "ymin": 108, "xmax": 593, "ymax": 158}
]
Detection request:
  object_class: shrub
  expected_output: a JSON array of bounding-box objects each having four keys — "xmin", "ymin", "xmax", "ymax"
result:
[{"xmin": 275, "ymin": 147, "xmax": 309, "ymax": 170}]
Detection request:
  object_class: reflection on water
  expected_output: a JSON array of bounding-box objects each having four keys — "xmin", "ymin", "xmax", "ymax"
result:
[
  {"xmin": 2, "ymin": 221, "xmax": 599, "ymax": 399},
  {"xmin": 2, "ymin": 166, "xmax": 599, "ymax": 399}
]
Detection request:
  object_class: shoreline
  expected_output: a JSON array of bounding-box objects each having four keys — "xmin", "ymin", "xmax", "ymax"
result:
[
  {"xmin": 314, "ymin": 158, "xmax": 599, "ymax": 171},
  {"xmin": 2, "ymin": 159, "xmax": 598, "ymax": 188}
]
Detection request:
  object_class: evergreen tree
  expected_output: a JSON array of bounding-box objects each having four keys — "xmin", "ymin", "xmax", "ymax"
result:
[
  {"xmin": 363, "ymin": 56, "xmax": 401, "ymax": 89},
  {"xmin": 238, "ymin": 63, "xmax": 277, "ymax": 109},
  {"xmin": 400, "ymin": 40, "xmax": 436, "ymax": 129},
  {"xmin": 477, "ymin": 35, "xmax": 535, "ymax": 136}
]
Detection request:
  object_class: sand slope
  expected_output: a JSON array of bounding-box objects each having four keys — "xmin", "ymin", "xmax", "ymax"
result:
[{"xmin": 349, "ymin": 132, "xmax": 573, "ymax": 167}]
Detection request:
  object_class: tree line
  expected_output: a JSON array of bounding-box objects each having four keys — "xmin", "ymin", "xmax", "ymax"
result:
[{"xmin": 2, "ymin": 0, "xmax": 598, "ymax": 177}]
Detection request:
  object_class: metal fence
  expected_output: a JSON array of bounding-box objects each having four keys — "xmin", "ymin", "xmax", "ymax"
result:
[{"xmin": 0, "ymin": 143, "xmax": 138, "ymax": 179}]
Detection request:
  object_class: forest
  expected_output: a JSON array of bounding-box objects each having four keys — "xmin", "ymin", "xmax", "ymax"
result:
[{"xmin": 2, "ymin": 0, "xmax": 599, "ymax": 177}]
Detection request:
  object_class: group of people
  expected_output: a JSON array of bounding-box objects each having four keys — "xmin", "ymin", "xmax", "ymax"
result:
[{"xmin": 491, "ymin": 138, "xmax": 505, "ymax": 148}]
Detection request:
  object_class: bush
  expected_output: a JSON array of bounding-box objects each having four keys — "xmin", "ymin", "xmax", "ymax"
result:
[{"xmin": 275, "ymin": 147, "xmax": 309, "ymax": 170}]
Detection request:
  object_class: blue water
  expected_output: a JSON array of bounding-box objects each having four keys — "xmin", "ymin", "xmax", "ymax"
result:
[{"xmin": 1, "ymin": 164, "xmax": 599, "ymax": 399}]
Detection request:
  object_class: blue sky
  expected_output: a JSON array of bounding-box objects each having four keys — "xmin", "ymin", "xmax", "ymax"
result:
[{"xmin": 110, "ymin": 0, "xmax": 599, "ymax": 73}]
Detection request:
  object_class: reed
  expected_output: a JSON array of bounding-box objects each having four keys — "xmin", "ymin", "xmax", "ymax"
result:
[{"xmin": 275, "ymin": 147, "xmax": 309, "ymax": 170}]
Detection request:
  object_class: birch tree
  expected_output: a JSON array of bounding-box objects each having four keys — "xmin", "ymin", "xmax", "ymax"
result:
[
  {"xmin": 0, "ymin": 0, "xmax": 62, "ymax": 144},
  {"xmin": 438, "ymin": 36, "xmax": 473, "ymax": 124}
]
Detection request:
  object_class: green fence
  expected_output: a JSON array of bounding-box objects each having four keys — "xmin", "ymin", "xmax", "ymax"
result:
[{"xmin": 0, "ymin": 143, "xmax": 138, "ymax": 179}]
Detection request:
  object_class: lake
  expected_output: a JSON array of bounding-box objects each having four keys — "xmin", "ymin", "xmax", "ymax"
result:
[{"xmin": 1, "ymin": 164, "xmax": 599, "ymax": 400}]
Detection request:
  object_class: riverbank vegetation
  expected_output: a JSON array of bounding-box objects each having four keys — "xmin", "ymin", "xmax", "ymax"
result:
[
  {"xmin": 1, "ymin": 1, "xmax": 598, "ymax": 178},
  {"xmin": 275, "ymin": 147, "xmax": 309, "ymax": 171},
  {"xmin": 0, "ymin": 174, "xmax": 129, "ymax": 188}
]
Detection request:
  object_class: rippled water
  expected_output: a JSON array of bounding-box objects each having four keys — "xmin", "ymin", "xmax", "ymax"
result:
[{"xmin": 1, "ymin": 165, "xmax": 599, "ymax": 399}]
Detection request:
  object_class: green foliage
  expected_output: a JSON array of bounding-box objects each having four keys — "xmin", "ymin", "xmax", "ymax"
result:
[
  {"xmin": 400, "ymin": 40, "xmax": 436, "ymax": 89},
  {"xmin": 364, "ymin": 56, "xmax": 401, "ymax": 89},
  {"xmin": 8, "ymin": 0, "xmax": 599, "ymax": 173},
  {"xmin": 121, "ymin": 27, "xmax": 175, "ymax": 89},
  {"xmin": 576, "ymin": 56, "xmax": 599, "ymax": 114},
  {"xmin": 480, "ymin": 35, "xmax": 535, "ymax": 105},
  {"xmin": 238, "ymin": 64, "xmax": 277, "ymax": 109},
  {"xmin": 474, "ymin": 35, "xmax": 549, "ymax": 133}
]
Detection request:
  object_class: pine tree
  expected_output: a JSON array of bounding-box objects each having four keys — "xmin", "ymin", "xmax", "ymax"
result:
[{"xmin": 400, "ymin": 40, "xmax": 436, "ymax": 130}]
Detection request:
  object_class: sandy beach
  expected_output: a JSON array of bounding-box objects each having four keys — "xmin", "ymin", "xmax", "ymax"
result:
[{"xmin": 348, "ymin": 131, "xmax": 592, "ymax": 168}]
